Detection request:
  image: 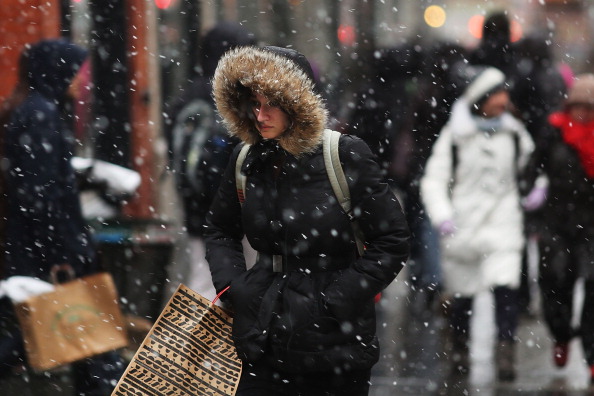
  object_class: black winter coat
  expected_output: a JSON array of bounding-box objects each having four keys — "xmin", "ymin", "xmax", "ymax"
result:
[
  {"xmin": 3, "ymin": 40, "xmax": 93, "ymax": 279},
  {"xmin": 206, "ymin": 136, "xmax": 409, "ymax": 373},
  {"xmin": 526, "ymin": 124, "xmax": 594, "ymax": 236},
  {"xmin": 205, "ymin": 46, "xmax": 410, "ymax": 374}
]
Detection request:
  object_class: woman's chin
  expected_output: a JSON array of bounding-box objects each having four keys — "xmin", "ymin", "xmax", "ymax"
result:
[{"xmin": 259, "ymin": 130, "xmax": 282, "ymax": 140}]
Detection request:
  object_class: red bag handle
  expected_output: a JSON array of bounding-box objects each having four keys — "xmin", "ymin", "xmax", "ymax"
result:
[{"xmin": 212, "ymin": 286, "xmax": 230, "ymax": 305}]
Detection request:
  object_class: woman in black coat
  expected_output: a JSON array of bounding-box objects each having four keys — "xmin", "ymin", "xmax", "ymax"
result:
[
  {"xmin": 205, "ymin": 46, "xmax": 410, "ymax": 395},
  {"xmin": 523, "ymin": 74, "xmax": 594, "ymax": 385}
]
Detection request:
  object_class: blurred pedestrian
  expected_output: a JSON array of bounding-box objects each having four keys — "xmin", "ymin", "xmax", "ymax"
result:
[
  {"xmin": 395, "ymin": 41, "xmax": 468, "ymax": 316},
  {"xmin": 205, "ymin": 45, "xmax": 410, "ymax": 395},
  {"xmin": 511, "ymin": 33, "xmax": 569, "ymax": 315},
  {"xmin": 522, "ymin": 74, "xmax": 594, "ymax": 385},
  {"xmin": 469, "ymin": 10, "xmax": 519, "ymax": 82},
  {"xmin": 164, "ymin": 21, "xmax": 256, "ymax": 302},
  {"xmin": 420, "ymin": 66, "xmax": 535, "ymax": 382},
  {"xmin": 346, "ymin": 44, "xmax": 418, "ymax": 177},
  {"xmin": 0, "ymin": 38, "xmax": 123, "ymax": 395},
  {"xmin": 512, "ymin": 33, "xmax": 568, "ymax": 139},
  {"xmin": 468, "ymin": 11, "xmax": 545, "ymax": 319}
]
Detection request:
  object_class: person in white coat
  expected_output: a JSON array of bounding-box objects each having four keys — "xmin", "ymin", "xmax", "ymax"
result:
[{"xmin": 420, "ymin": 66, "xmax": 535, "ymax": 382}]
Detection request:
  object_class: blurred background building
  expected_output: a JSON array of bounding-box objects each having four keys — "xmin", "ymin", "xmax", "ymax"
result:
[{"xmin": 1, "ymin": 0, "xmax": 592, "ymax": 223}]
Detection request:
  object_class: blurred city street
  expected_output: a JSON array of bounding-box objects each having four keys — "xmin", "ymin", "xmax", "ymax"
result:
[
  {"xmin": 1, "ymin": 269, "xmax": 591, "ymax": 395},
  {"xmin": 370, "ymin": 272, "xmax": 592, "ymax": 396}
]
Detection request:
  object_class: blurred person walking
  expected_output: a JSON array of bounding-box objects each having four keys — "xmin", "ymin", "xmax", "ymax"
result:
[
  {"xmin": 0, "ymin": 39, "xmax": 124, "ymax": 395},
  {"xmin": 522, "ymin": 74, "xmax": 594, "ymax": 385},
  {"xmin": 469, "ymin": 11, "xmax": 519, "ymax": 84},
  {"xmin": 420, "ymin": 66, "xmax": 535, "ymax": 382},
  {"xmin": 164, "ymin": 21, "xmax": 256, "ymax": 302},
  {"xmin": 205, "ymin": 45, "xmax": 410, "ymax": 395},
  {"xmin": 512, "ymin": 33, "xmax": 568, "ymax": 140},
  {"xmin": 511, "ymin": 33, "xmax": 569, "ymax": 315},
  {"xmin": 395, "ymin": 41, "xmax": 468, "ymax": 315}
]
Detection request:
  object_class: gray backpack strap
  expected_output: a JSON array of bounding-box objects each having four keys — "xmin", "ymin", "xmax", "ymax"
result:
[
  {"xmin": 235, "ymin": 143, "xmax": 251, "ymax": 206},
  {"xmin": 322, "ymin": 129, "xmax": 365, "ymax": 257}
]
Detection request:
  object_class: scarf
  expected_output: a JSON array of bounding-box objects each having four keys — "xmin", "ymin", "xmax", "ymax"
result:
[
  {"xmin": 242, "ymin": 139, "xmax": 287, "ymax": 178},
  {"xmin": 473, "ymin": 115, "xmax": 503, "ymax": 134},
  {"xmin": 549, "ymin": 111, "xmax": 594, "ymax": 178}
]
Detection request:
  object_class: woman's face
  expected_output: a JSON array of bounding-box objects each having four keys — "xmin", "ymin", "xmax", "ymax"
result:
[
  {"xmin": 478, "ymin": 89, "xmax": 510, "ymax": 118},
  {"xmin": 568, "ymin": 103, "xmax": 594, "ymax": 124},
  {"xmin": 250, "ymin": 93, "xmax": 289, "ymax": 139}
]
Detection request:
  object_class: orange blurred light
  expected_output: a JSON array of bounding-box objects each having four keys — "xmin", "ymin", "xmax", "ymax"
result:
[
  {"xmin": 155, "ymin": 0, "xmax": 172, "ymax": 9},
  {"xmin": 337, "ymin": 24, "xmax": 355, "ymax": 46},
  {"xmin": 468, "ymin": 15, "xmax": 484, "ymax": 39},
  {"xmin": 424, "ymin": 5, "xmax": 446, "ymax": 28},
  {"xmin": 468, "ymin": 15, "xmax": 523, "ymax": 42},
  {"xmin": 510, "ymin": 20, "xmax": 523, "ymax": 43}
]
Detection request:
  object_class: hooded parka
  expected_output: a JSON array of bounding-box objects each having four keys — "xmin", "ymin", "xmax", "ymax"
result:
[
  {"xmin": 205, "ymin": 46, "xmax": 410, "ymax": 374},
  {"xmin": 420, "ymin": 96, "xmax": 534, "ymax": 296},
  {"xmin": 3, "ymin": 39, "xmax": 93, "ymax": 279}
]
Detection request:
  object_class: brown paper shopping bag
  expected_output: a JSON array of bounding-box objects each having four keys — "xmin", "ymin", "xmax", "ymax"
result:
[
  {"xmin": 14, "ymin": 267, "xmax": 128, "ymax": 371},
  {"xmin": 112, "ymin": 284, "xmax": 242, "ymax": 396}
]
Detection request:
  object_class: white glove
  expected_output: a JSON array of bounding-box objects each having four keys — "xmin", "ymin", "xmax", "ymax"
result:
[
  {"xmin": 71, "ymin": 157, "xmax": 141, "ymax": 195},
  {"xmin": 0, "ymin": 276, "xmax": 55, "ymax": 303},
  {"xmin": 438, "ymin": 219, "xmax": 456, "ymax": 236},
  {"xmin": 522, "ymin": 186, "xmax": 547, "ymax": 212}
]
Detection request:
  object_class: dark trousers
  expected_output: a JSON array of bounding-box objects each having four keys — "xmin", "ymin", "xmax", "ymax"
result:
[
  {"xmin": 236, "ymin": 362, "xmax": 371, "ymax": 396},
  {"xmin": 538, "ymin": 229, "xmax": 594, "ymax": 365},
  {"xmin": 449, "ymin": 286, "xmax": 519, "ymax": 345}
]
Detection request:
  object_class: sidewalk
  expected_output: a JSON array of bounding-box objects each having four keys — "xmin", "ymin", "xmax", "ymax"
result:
[
  {"xmin": 370, "ymin": 277, "xmax": 592, "ymax": 395},
  {"xmin": 1, "ymin": 276, "xmax": 591, "ymax": 395}
]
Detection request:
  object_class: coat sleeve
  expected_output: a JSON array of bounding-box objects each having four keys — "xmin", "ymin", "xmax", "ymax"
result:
[
  {"xmin": 204, "ymin": 145, "xmax": 248, "ymax": 294},
  {"xmin": 7, "ymin": 103, "xmax": 66, "ymax": 216},
  {"xmin": 323, "ymin": 136, "xmax": 410, "ymax": 307},
  {"xmin": 420, "ymin": 127, "xmax": 456, "ymax": 227}
]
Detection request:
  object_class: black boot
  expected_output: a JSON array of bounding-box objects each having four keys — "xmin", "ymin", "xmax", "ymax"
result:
[
  {"xmin": 450, "ymin": 343, "xmax": 470, "ymax": 377},
  {"xmin": 495, "ymin": 341, "xmax": 516, "ymax": 382},
  {"xmin": 448, "ymin": 297, "xmax": 472, "ymax": 377}
]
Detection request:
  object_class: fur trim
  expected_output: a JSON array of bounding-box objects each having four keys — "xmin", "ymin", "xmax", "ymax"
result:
[
  {"xmin": 212, "ymin": 46, "xmax": 328, "ymax": 157},
  {"xmin": 463, "ymin": 67, "xmax": 506, "ymax": 108}
]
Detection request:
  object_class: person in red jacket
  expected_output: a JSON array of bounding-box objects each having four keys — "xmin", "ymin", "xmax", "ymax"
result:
[{"xmin": 523, "ymin": 74, "xmax": 594, "ymax": 385}]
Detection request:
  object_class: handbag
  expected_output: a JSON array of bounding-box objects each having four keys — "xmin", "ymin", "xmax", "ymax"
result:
[
  {"xmin": 112, "ymin": 284, "xmax": 242, "ymax": 396},
  {"xmin": 14, "ymin": 264, "xmax": 128, "ymax": 371}
]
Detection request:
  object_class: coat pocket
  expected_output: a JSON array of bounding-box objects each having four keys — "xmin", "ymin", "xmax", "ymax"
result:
[{"xmin": 229, "ymin": 266, "xmax": 284, "ymax": 361}]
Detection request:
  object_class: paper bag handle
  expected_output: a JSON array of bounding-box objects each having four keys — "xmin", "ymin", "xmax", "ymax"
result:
[
  {"xmin": 50, "ymin": 264, "xmax": 76, "ymax": 285},
  {"xmin": 212, "ymin": 286, "xmax": 230, "ymax": 306}
]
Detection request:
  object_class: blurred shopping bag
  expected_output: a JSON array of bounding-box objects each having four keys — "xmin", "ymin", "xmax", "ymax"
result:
[
  {"xmin": 112, "ymin": 284, "xmax": 242, "ymax": 396},
  {"xmin": 14, "ymin": 265, "xmax": 128, "ymax": 371}
]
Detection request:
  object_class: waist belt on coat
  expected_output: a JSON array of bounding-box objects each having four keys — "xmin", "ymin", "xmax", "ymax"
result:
[{"xmin": 257, "ymin": 253, "xmax": 354, "ymax": 273}]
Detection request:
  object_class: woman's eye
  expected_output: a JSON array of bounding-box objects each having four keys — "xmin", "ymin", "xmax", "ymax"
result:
[
  {"xmin": 267, "ymin": 101, "xmax": 279, "ymax": 108},
  {"xmin": 251, "ymin": 101, "xmax": 261, "ymax": 111}
]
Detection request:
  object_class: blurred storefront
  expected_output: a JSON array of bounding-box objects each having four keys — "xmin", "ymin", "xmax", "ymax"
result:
[
  {"xmin": 2, "ymin": 1, "xmax": 593, "ymax": 209},
  {"xmin": 1, "ymin": 0, "xmax": 593, "ymax": 318}
]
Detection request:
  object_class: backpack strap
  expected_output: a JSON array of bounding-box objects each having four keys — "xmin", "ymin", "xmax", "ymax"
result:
[
  {"xmin": 322, "ymin": 129, "xmax": 365, "ymax": 257},
  {"xmin": 235, "ymin": 132, "xmax": 365, "ymax": 257},
  {"xmin": 235, "ymin": 143, "xmax": 251, "ymax": 205}
]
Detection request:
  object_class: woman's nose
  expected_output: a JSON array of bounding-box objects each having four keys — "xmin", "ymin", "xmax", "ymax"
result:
[{"xmin": 256, "ymin": 106, "xmax": 269, "ymax": 121}]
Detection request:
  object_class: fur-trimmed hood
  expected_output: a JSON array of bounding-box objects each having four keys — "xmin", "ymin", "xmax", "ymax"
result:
[{"xmin": 212, "ymin": 46, "xmax": 328, "ymax": 157}]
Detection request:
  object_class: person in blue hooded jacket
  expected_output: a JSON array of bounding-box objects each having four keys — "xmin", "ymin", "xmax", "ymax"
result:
[{"xmin": 0, "ymin": 38, "xmax": 123, "ymax": 395}]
